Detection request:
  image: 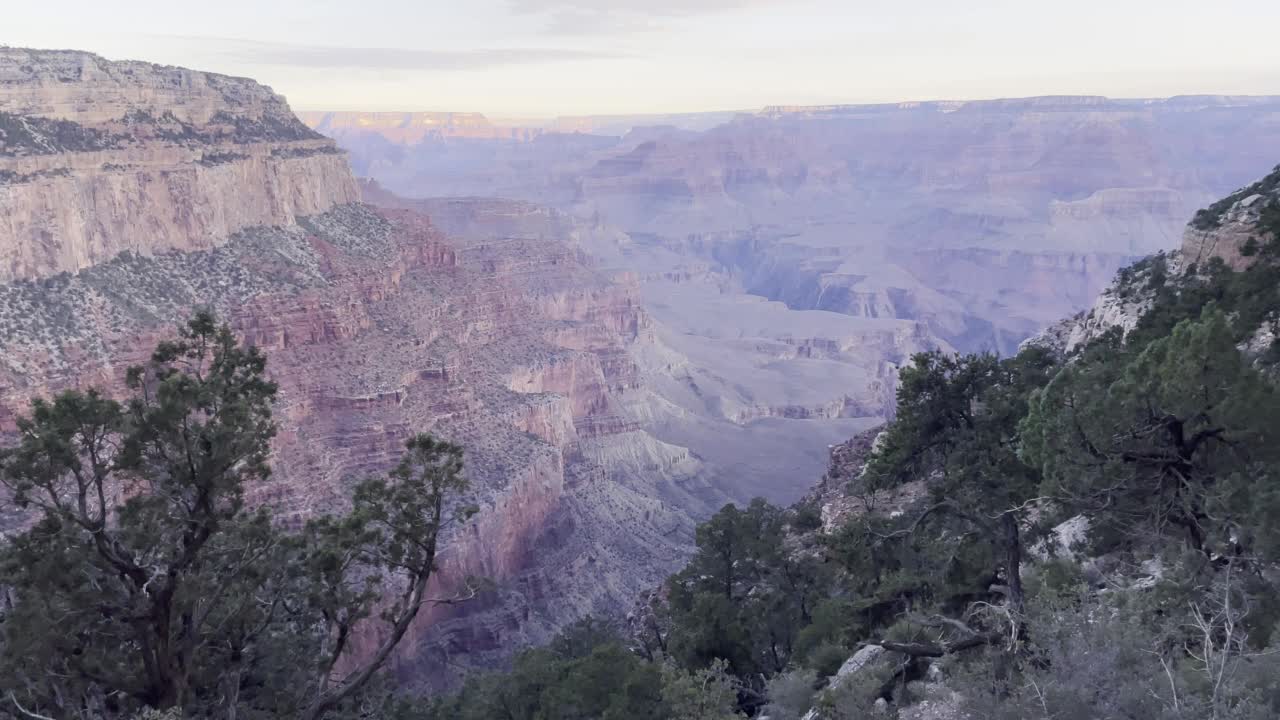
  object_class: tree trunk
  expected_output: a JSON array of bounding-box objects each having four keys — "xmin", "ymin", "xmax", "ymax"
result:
[
  {"xmin": 1002, "ymin": 512, "xmax": 1025, "ymax": 617},
  {"xmin": 993, "ymin": 512, "xmax": 1025, "ymax": 696}
]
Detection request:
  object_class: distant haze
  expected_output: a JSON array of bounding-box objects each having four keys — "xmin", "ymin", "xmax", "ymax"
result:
[{"xmin": 7, "ymin": 0, "xmax": 1280, "ymax": 115}]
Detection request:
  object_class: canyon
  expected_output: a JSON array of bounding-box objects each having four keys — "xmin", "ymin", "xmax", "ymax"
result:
[
  {"xmin": 310, "ymin": 98, "xmax": 1280, "ymax": 359},
  {"xmin": 304, "ymin": 96, "xmax": 1280, "ymax": 512},
  {"xmin": 6, "ymin": 43, "xmax": 1280, "ymax": 694},
  {"xmin": 0, "ymin": 49, "xmax": 893, "ymax": 687}
]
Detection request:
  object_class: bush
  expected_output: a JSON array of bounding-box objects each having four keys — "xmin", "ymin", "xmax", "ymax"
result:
[
  {"xmin": 807, "ymin": 643, "xmax": 854, "ymax": 678},
  {"xmin": 763, "ymin": 668, "xmax": 819, "ymax": 720}
]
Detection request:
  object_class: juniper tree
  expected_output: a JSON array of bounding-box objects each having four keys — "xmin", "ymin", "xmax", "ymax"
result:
[
  {"xmin": 855, "ymin": 348, "xmax": 1055, "ymax": 648},
  {"xmin": 1022, "ymin": 307, "xmax": 1280, "ymax": 562},
  {"xmin": 0, "ymin": 312, "xmax": 475, "ymax": 720}
]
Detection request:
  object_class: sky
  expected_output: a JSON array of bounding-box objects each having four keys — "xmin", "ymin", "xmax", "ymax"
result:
[{"xmin": 6, "ymin": 0, "xmax": 1280, "ymax": 117}]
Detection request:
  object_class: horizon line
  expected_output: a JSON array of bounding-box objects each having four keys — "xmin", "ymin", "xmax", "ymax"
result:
[{"xmin": 293, "ymin": 93, "xmax": 1280, "ymax": 124}]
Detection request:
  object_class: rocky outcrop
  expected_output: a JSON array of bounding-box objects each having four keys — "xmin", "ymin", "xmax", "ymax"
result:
[
  {"xmin": 1180, "ymin": 165, "xmax": 1280, "ymax": 270},
  {"xmin": 0, "ymin": 48, "xmax": 358, "ymax": 281},
  {"xmin": 804, "ymin": 427, "xmax": 927, "ymax": 531},
  {"xmin": 1024, "ymin": 273, "xmax": 1156, "ymax": 355},
  {"xmin": 0, "ymin": 48, "xmax": 314, "ymax": 126},
  {"xmin": 1028, "ymin": 166, "xmax": 1280, "ymax": 356}
]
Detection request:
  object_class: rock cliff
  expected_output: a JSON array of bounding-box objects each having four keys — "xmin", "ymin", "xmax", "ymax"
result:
[
  {"xmin": 0, "ymin": 199, "xmax": 704, "ymax": 686},
  {"xmin": 1180, "ymin": 164, "xmax": 1280, "ymax": 271},
  {"xmin": 1030, "ymin": 164, "xmax": 1280, "ymax": 354},
  {"xmin": 0, "ymin": 48, "xmax": 359, "ymax": 281},
  {"xmin": 0, "ymin": 49, "xmax": 719, "ymax": 686}
]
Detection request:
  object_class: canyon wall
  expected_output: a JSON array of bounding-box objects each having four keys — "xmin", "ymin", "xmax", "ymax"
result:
[
  {"xmin": 0, "ymin": 48, "xmax": 359, "ymax": 281},
  {"xmin": 1, "ymin": 48, "xmax": 895, "ymax": 690},
  {"xmin": 0, "ymin": 198, "xmax": 703, "ymax": 686},
  {"xmin": 312, "ymin": 95, "xmax": 1280, "ymax": 355},
  {"xmin": 0, "ymin": 49, "xmax": 729, "ymax": 687}
]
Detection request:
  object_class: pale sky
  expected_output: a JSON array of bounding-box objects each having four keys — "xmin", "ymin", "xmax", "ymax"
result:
[{"xmin": 6, "ymin": 0, "xmax": 1280, "ymax": 116}]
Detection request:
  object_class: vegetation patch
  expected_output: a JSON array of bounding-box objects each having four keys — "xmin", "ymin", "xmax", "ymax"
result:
[
  {"xmin": 271, "ymin": 145, "xmax": 345, "ymax": 159},
  {"xmin": 209, "ymin": 110, "xmax": 325, "ymax": 143},
  {"xmin": 1190, "ymin": 163, "xmax": 1280, "ymax": 230},
  {"xmin": 0, "ymin": 315, "xmax": 477, "ymax": 720},
  {"xmin": 197, "ymin": 150, "xmax": 249, "ymax": 167},
  {"xmin": 0, "ymin": 111, "xmax": 119, "ymax": 156}
]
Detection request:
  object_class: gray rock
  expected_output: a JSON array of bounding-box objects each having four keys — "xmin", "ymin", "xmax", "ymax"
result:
[
  {"xmin": 834, "ymin": 644, "xmax": 886, "ymax": 684},
  {"xmin": 1032, "ymin": 514, "xmax": 1089, "ymax": 560},
  {"xmin": 802, "ymin": 645, "xmax": 889, "ymax": 719}
]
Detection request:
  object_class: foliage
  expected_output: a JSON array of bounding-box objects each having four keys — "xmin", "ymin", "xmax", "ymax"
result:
[
  {"xmin": 847, "ymin": 347, "xmax": 1056, "ymax": 652},
  {"xmin": 422, "ymin": 619, "xmax": 742, "ymax": 720},
  {"xmin": 0, "ymin": 312, "xmax": 474, "ymax": 720},
  {"xmin": 1123, "ymin": 253, "xmax": 1280, "ymax": 352},
  {"xmin": 761, "ymin": 668, "xmax": 818, "ymax": 720},
  {"xmin": 659, "ymin": 658, "xmax": 741, "ymax": 720},
  {"xmin": 0, "ymin": 111, "xmax": 118, "ymax": 156},
  {"xmin": 665, "ymin": 499, "xmax": 831, "ymax": 711},
  {"xmin": 958, "ymin": 587, "xmax": 1280, "ymax": 720},
  {"xmin": 1024, "ymin": 307, "xmax": 1280, "ymax": 560},
  {"xmin": 1189, "ymin": 163, "xmax": 1280, "ymax": 230}
]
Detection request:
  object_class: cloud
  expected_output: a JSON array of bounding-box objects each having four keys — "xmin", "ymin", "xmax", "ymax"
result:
[
  {"xmin": 507, "ymin": 0, "xmax": 783, "ymax": 34},
  {"xmin": 156, "ymin": 36, "xmax": 623, "ymax": 71}
]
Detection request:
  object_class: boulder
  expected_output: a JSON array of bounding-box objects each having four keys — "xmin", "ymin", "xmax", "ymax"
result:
[{"xmin": 833, "ymin": 644, "xmax": 887, "ymax": 685}]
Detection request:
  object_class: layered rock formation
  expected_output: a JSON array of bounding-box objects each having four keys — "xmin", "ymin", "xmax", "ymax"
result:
[
  {"xmin": 0, "ymin": 49, "xmax": 726, "ymax": 686},
  {"xmin": 360, "ymin": 181, "xmax": 903, "ymax": 504},
  {"xmin": 1029, "ymin": 164, "xmax": 1280, "ymax": 354},
  {"xmin": 314, "ymin": 95, "xmax": 1280, "ymax": 356},
  {"xmin": 0, "ymin": 48, "xmax": 358, "ymax": 281},
  {"xmin": 0, "ymin": 198, "xmax": 701, "ymax": 685},
  {"xmin": 1181, "ymin": 164, "xmax": 1280, "ymax": 270}
]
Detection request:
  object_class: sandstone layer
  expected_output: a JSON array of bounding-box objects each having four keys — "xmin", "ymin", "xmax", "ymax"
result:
[{"xmin": 0, "ymin": 48, "xmax": 359, "ymax": 281}]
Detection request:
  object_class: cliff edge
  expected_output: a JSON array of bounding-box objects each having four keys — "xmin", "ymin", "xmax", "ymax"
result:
[{"xmin": 0, "ymin": 47, "xmax": 359, "ymax": 281}]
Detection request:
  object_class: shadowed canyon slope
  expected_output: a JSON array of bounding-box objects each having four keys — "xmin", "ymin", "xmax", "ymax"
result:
[
  {"xmin": 308, "ymin": 97, "xmax": 1280, "ymax": 358},
  {"xmin": 0, "ymin": 49, "xmax": 889, "ymax": 686}
]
